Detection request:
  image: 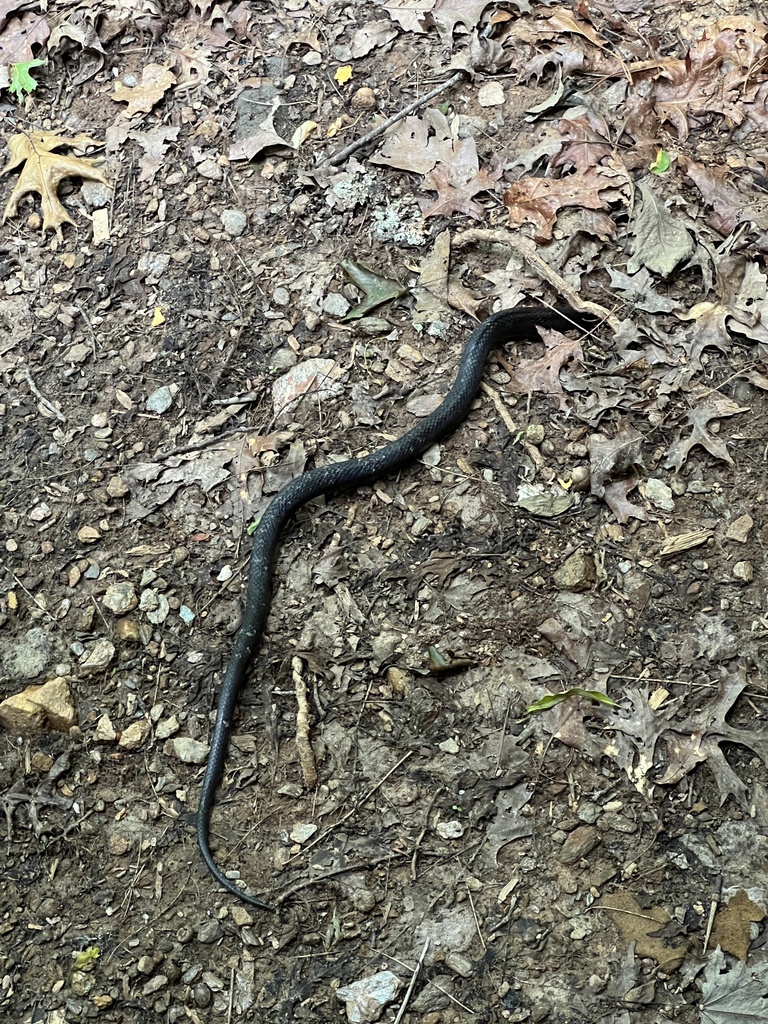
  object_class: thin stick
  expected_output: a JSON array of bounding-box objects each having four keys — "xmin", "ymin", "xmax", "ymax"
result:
[
  {"xmin": 154, "ymin": 425, "xmax": 255, "ymax": 461},
  {"xmin": 393, "ymin": 937, "xmax": 430, "ymax": 1024},
  {"xmin": 227, "ymin": 965, "xmax": 235, "ymax": 1024},
  {"xmin": 24, "ymin": 367, "xmax": 66, "ymax": 423},
  {"xmin": 276, "ymin": 850, "xmax": 409, "ymax": 905},
  {"xmin": 210, "ymin": 392, "xmax": 260, "ymax": 407},
  {"xmin": 466, "ymin": 887, "xmax": 487, "ymax": 950},
  {"xmin": 411, "ymin": 789, "xmax": 441, "ymax": 881},
  {"xmin": 369, "ymin": 945, "xmax": 476, "ymax": 1014},
  {"xmin": 292, "ymin": 656, "xmax": 318, "ymax": 787},
  {"xmin": 702, "ymin": 874, "xmax": 722, "ymax": 955},
  {"xmin": 321, "ymin": 71, "xmax": 466, "ymax": 167},
  {"xmin": 283, "ymin": 750, "xmax": 414, "ymax": 865},
  {"xmin": 8, "ymin": 570, "xmax": 58, "ymax": 624},
  {"xmin": 453, "ymin": 227, "xmax": 622, "ymax": 333}
]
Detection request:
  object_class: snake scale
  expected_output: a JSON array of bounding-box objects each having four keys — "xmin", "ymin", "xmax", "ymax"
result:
[{"xmin": 197, "ymin": 304, "xmax": 599, "ymax": 909}]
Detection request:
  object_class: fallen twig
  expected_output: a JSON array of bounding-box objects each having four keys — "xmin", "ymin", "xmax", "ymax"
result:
[
  {"xmin": 24, "ymin": 366, "xmax": 66, "ymax": 423},
  {"xmin": 702, "ymin": 874, "xmax": 722, "ymax": 955},
  {"xmin": 292, "ymin": 656, "xmax": 318, "ymax": 787},
  {"xmin": 321, "ymin": 71, "xmax": 466, "ymax": 167},
  {"xmin": 275, "ymin": 849, "xmax": 409, "ymax": 906},
  {"xmin": 393, "ymin": 937, "xmax": 430, "ymax": 1024},
  {"xmin": 282, "ymin": 750, "xmax": 414, "ymax": 866},
  {"xmin": 454, "ymin": 227, "xmax": 622, "ymax": 333}
]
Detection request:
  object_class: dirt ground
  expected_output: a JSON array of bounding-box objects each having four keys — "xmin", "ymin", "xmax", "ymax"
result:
[{"xmin": 3, "ymin": 1, "xmax": 768, "ymax": 1022}]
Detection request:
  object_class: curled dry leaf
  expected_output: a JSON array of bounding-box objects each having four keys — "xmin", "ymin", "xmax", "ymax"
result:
[
  {"xmin": 228, "ymin": 97, "xmax": 293, "ymax": 161},
  {"xmin": 502, "ymin": 330, "xmax": 583, "ymax": 411},
  {"xmin": 602, "ymin": 473, "xmax": 647, "ymax": 523},
  {"xmin": 376, "ymin": 0, "xmax": 432, "ymax": 34},
  {"xmin": 349, "ymin": 19, "xmax": 397, "ymax": 58},
  {"xmin": 0, "ymin": 6, "xmax": 50, "ymax": 66},
  {"xmin": 680, "ymin": 157, "xmax": 765, "ymax": 236},
  {"xmin": 588, "ymin": 421, "xmax": 644, "ymax": 498},
  {"xmin": 111, "ymin": 63, "xmax": 176, "ymax": 116},
  {"xmin": 429, "ymin": 0, "xmax": 495, "ymax": 47}
]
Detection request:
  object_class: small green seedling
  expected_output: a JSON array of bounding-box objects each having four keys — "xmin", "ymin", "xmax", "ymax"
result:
[
  {"xmin": 9, "ymin": 59, "xmax": 47, "ymax": 102},
  {"xmin": 526, "ymin": 688, "xmax": 619, "ymax": 714},
  {"xmin": 650, "ymin": 149, "xmax": 670, "ymax": 175}
]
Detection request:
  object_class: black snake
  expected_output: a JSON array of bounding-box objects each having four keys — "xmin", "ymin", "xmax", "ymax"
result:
[{"xmin": 196, "ymin": 304, "xmax": 599, "ymax": 909}]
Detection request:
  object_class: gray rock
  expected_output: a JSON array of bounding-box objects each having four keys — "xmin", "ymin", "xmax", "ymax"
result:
[
  {"xmin": 411, "ymin": 974, "xmax": 454, "ymax": 1013},
  {"xmin": 196, "ymin": 920, "xmax": 223, "ymax": 944},
  {"xmin": 146, "ymin": 385, "xmax": 177, "ymax": 414},
  {"xmin": 336, "ymin": 970, "xmax": 402, "ymax": 1023},
  {"xmin": 3, "ymin": 626, "xmax": 52, "ymax": 679},
  {"xmin": 103, "ymin": 582, "xmax": 138, "ymax": 615},
  {"xmin": 166, "ymin": 737, "xmax": 208, "ymax": 764},
  {"xmin": 220, "ymin": 208, "xmax": 247, "ymax": 236},
  {"xmin": 560, "ymin": 824, "xmax": 600, "ymax": 865},
  {"xmin": 79, "ymin": 639, "xmax": 115, "ymax": 672}
]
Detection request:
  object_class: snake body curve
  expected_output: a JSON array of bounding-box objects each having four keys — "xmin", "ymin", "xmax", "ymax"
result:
[{"xmin": 197, "ymin": 304, "xmax": 598, "ymax": 909}]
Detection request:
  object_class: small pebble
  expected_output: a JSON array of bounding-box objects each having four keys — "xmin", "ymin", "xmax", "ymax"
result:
[
  {"xmin": 103, "ymin": 582, "xmax": 138, "ymax": 615},
  {"xmin": 146, "ymin": 385, "xmax": 177, "ymax": 414},
  {"xmin": 196, "ymin": 920, "xmax": 223, "ymax": 944},
  {"xmin": 733, "ymin": 560, "xmax": 754, "ymax": 582},
  {"xmin": 193, "ymin": 983, "xmax": 212, "ymax": 1008},
  {"xmin": 220, "ymin": 208, "xmax": 247, "ymax": 236}
]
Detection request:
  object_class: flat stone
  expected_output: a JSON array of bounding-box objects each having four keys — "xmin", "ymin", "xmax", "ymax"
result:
[
  {"xmin": 119, "ymin": 719, "xmax": 151, "ymax": 750},
  {"xmin": 80, "ymin": 639, "xmax": 115, "ymax": 672},
  {"xmin": 2, "ymin": 626, "xmax": 52, "ymax": 680},
  {"xmin": 560, "ymin": 825, "xmax": 600, "ymax": 865},
  {"xmin": 165, "ymin": 737, "xmax": 208, "ymax": 764},
  {"xmin": 336, "ymin": 970, "xmax": 402, "ymax": 1024}
]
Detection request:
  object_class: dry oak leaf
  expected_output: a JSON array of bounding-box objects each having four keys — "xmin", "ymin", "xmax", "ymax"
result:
[
  {"xmin": 555, "ymin": 109, "xmax": 614, "ymax": 174},
  {"xmin": 419, "ymin": 135, "xmax": 502, "ymax": 220},
  {"xmin": 371, "ymin": 114, "xmax": 441, "ymax": 175},
  {"xmin": 0, "ymin": 6, "xmax": 50, "ymax": 65},
  {"xmin": 502, "ymin": 329, "xmax": 583, "ymax": 411},
  {"xmin": 588, "ymin": 422, "xmax": 647, "ymax": 522},
  {"xmin": 680, "ymin": 157, "xmax": 765, "ymax": 237},
  {"xmin": 663, "ymin": 393, "xmax": 749, "ymax": 470},
  {"xmin": 545, "ymin": 8, "xmax": 605, "ymax": 49},
  {"xmin": 601, "ymin": 892, "xmax": 687, "ymax": 971},
  {"xmin": 635, "ymin": 16, "xmax": 768, "ymax": 142},
  {"xmin": 1, "ymin": 130, "xmax": 111, "ymax": 237},
  {"xmin": 429, "ymin": 0, "xmax": 492, "ymax": 46},
  {"xmin": 376, "ymin": 0, "xmax": 432, "ymax": 33},
  {"xmin": 677, "ymin": 301, "xmax": 733, "ymax": 370},
  {"xmin": 520, "ymin": 39, "xmax": 588, "ymax": 84},
  {"xmin": 503, "ymin": 166, "xmax": 615, "ymax": 242},
  {"xmin": 710, "ymin": 890, "xmax": 765, "ymax": 962},
  {"xmin": 602, "ymin": 473, "xmax": 646, "ymax": 524},
  {"xmin": 589, "ymin": 420, "xmax": 644, "ymax": 498},
  {"xmin": 228, "ymin": 94, "xmax": 293, "ymax": 162},
  {"xmin": 111, "ymin": 64, "xmax": 176, "ymax": 116}
]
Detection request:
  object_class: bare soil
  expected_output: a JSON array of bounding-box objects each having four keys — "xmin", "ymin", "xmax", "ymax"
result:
[{"xmin": 3, "ymin": 2, "xmax": 768, "ymax": 1023}]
